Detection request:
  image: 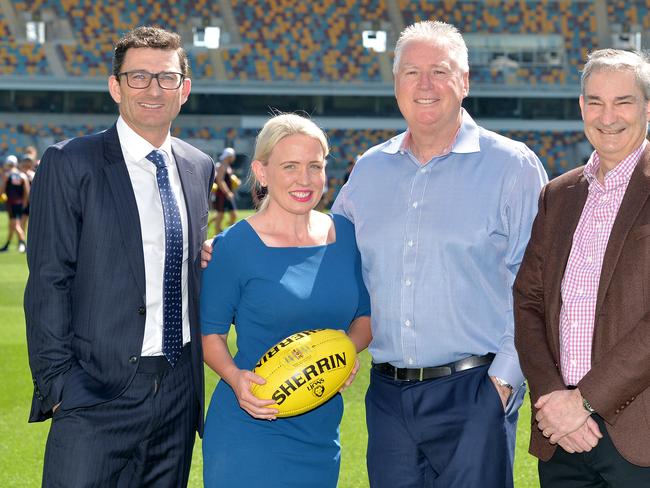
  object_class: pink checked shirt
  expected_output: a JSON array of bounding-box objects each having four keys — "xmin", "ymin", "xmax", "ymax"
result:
[{"xmin": 559, "ymin": 140, "xmax": 647, "ymax": 386}]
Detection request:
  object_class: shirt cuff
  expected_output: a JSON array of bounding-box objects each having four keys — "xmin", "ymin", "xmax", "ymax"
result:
[{"xmin": 487, "ymin": 352, "xmax": 525, "ymax": 390}]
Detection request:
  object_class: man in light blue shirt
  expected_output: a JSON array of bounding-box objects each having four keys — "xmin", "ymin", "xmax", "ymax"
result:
[{"xmin": 332, "ymin": 20, "xmax": 547, "ymax": 487}]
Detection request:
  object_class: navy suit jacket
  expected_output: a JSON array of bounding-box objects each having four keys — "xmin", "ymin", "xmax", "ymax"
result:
[{"xmin": 24, "ymin": 124, "xmax": 214, "ymax": 435}]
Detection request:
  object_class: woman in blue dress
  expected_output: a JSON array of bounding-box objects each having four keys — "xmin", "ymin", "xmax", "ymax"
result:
[{"xmin": 200, "ymin": 113, "xmax": 372, "ymax": 487}]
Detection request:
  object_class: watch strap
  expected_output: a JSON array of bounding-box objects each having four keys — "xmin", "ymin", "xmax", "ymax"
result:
[{"xmin": 582, "ymin": 396, "xmax": 595, "ymax": 414}]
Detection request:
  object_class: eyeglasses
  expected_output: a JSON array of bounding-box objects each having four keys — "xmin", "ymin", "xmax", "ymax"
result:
[{"xmin": 117, "ymin": 70, "xmax": 185, "ymax": 90}]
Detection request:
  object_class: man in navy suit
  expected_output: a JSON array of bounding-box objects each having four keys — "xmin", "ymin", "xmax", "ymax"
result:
[{"xmin": 24, "ymin": 26, "xmax": 214, "ymax": 487}]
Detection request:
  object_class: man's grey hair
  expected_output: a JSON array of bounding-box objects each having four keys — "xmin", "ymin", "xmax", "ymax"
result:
[
  {"xmin": 581, "ymin": 49, "xmax": 650, "ymax": 100},
  {"xmin": 393, "ymin": 20, "xmax": 469, "ymax": 74}
]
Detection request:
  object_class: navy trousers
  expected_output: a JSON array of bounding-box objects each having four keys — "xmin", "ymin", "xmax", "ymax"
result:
[
  {"xmin": 539, "ymin": 415, "xmax": 650, "ymax": 487},
  {"xmin": 366, "ymin": 364, "xmax": 521, "ymax": 488},
  {"xmin": 42, "ymin": 345, "xmax": 198, "ymax": 488}
]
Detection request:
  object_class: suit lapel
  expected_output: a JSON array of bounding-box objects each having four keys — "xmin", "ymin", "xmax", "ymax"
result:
[
  {"xmin": 172, "ymin": 140, "xmax": 202, "ymax": 261},
  {"xmin": 547, "ymin": 174, "xmax": 589, "ymax": 358},
  {"xmin": 596, "ymin": 148, "xmax": 650, "ymax": 313},
  {"xmin": 102, "ymin": 125, "xmax": 146, "ymax": 298}
]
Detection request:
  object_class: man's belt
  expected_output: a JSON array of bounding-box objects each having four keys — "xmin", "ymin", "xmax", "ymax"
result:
[{"xmin": 372, "ymin": 353, "xmax": 496, "ymax": 382}]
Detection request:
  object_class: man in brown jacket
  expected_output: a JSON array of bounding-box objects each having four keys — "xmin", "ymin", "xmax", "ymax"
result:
[{"xmin": 514, "ymin": 48, "xmax": 650, "ymax": 486}]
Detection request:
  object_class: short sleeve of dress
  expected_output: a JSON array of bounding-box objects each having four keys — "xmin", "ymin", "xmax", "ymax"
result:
[{"xmin": 200, "ymin": 233, "xmax": 241, "ymax": 335}]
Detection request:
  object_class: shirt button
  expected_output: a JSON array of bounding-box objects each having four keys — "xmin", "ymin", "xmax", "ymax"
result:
[
  {"xmin": 420, "ymin": 167, "xmax": 428, "ymax": 173},
  {"xmin": 408, "ymin": 358, "xmax": 414, "ymax": 365},
  {"xmin": 586, "ymin": 256, "xmax": 593, "ymax": 263},
  {"xmin": 138, "ymin": 306, "xmax": 146, "ymax": 315},
  {"xmin": 412, "ymin": 202, "xmax": 418, "ymax": 208},
  {"xmin": 407, "ymin": 240, "xmax": 414, "ymax": 247},
  {"xmin": 570, "ymin": 359, "xmax": 577, "ymax": 366},
  {"xmin": 571, "ymin": 321, "xmax": 578, "ymax": 328},
  {"xmin": 129, "ymin": 356, "xmax": 138, "ymax": 364},
  {"xmin": 405, "ymin": 279, "xmax": 412, "ymax": 286},
  {"xmin": 404, "ymin": 319, "xmax": 411, "ymax": 327},
  {"xmin": 577, "ymin": 288, "xmax": 584, "ymax": 296}
]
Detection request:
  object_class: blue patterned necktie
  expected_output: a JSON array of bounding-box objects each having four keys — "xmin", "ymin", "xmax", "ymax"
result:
[{"xmin": 146, "ymin": 149, "xmax": 183, "ymax": 367}]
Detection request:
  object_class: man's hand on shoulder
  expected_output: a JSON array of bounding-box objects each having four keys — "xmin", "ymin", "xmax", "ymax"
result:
[{"xmin": 200, "ymin": 239, "xmax": 213, "ymax": 268}]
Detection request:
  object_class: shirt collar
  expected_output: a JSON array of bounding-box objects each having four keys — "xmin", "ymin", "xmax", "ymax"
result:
[
  {"xmin": 116, "ymin": 116, "xmax": 173, "ymax": 166},
  {"xmin": 583, "ymin": 139, "xmax": 647, "ymax": 189},
  {"xmin": 382, "ymin": 108, "xmax": 480, "ymax": 156}
]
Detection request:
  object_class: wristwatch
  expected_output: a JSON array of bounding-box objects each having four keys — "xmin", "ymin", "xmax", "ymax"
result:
[
  {"xmin": 582, "ymin": 396, "xmax": 595, "ymax": 414},
  {"xmin": 494, "ymin": 377, "xmax": 513, "ymax": 390}
]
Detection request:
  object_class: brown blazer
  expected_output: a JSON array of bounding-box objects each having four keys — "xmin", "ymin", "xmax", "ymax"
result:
[{"xmin": 513, "ymin": 145, "xmax": 650, "ymax": 467}]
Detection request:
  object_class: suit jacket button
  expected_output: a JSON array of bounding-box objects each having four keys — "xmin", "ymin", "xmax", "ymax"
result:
[
  {"xmin": 138, "ymin": 306, "xmax": 146, "ymax": 315},
  {"xmin": 129, "ymin": 356, "xmax": 138, "ymax": 364}
]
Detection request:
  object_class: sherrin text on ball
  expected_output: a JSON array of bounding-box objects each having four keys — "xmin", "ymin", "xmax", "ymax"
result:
[{"xmin": 251, "ymin": 329, "xmax": 357, "ymax": 417}]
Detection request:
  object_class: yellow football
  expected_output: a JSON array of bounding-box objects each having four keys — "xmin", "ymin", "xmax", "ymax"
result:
[{"xmin": 251, "ymin": 329, "xmax": 357, "ymax": 417}]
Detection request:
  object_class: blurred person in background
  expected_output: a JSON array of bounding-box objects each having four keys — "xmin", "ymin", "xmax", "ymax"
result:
[
  {"xmin": 19, "ymin": 153, "xmax": 36, "ymax": 232},
  {"xmin": 343, "ymin": 157, "xmax": 357, "ymax": 184},
  {"xmin": 0, "ymin": 154, "xmax": 29, "ymax": 253},
  {"xmin": 209, "ymin": 147, "xmax": 238, "ymax": 233},
  {"xmin": 24, "ymin": 145, "xmax": 40, "ymax": 165}
]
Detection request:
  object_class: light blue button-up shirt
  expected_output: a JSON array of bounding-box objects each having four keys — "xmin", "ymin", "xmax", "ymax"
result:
[{"xmin": 332, "ymin": 110, "xmax": 548, "ymax": 387}]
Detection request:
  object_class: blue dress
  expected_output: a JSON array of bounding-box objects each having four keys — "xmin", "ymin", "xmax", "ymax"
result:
[{"xmin": 200, "ymin": 214, "xmax": 370, "ymax": 488}]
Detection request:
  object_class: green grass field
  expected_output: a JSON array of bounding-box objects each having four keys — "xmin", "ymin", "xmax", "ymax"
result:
[{"xmin": 0, "ymin": 211, "xmax": 539, "ymax": 487}]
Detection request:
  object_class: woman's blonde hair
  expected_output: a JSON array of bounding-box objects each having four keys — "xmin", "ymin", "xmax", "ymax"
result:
[{"xmin": 249, "ymin": 113, "xmax": 329, "ymax": 209}]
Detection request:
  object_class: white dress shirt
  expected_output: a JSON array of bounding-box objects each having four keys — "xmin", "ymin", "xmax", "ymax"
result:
[{"xmin": 116, "ymin": 116, "xmax": 190, "ymax": 356}]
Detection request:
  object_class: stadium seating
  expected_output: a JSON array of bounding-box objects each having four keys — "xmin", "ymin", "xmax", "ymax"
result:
[
  {"xmin": 223, "ymin": 0, "xmax": 388, "ymax": 82},
  {"xmin": 0, "ymin": 122, "xmax": 103, "ymax": 156},
  {"xmin": 505, "ymin": 130, "xmax": 587, "ymax": 175},
  {"xmin": 1, "ymin": 0, "xmax": 604, "ymax": 184},
  {"xmin": 0, "ymin": 10, "xmax": 50, "ymax": 76},
  {"xmin": 607, "ymin": 0, "xmax": 650, "ymax": 29},
  {"xmin": 399, "ymin": 0, "xmax": 597, "ymax": 85},
  {"xmin": 5, "ymin": 0, "xmax": 622, "ymax": 85},
  {"xmin": 13, "ymin": 0, "xmax": 222, "ymax": 77},
  {"xmin": 10, "ymin": 0, "xmax": 388, "ymax": 82}
]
